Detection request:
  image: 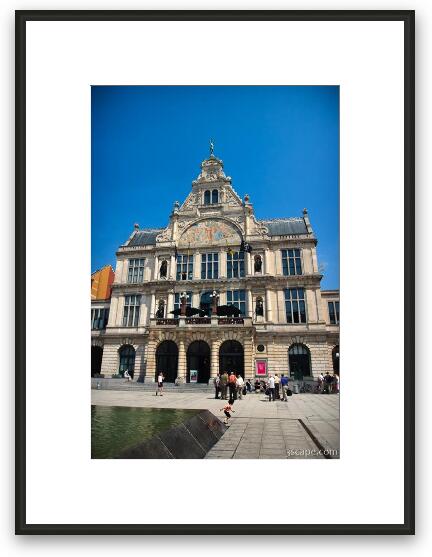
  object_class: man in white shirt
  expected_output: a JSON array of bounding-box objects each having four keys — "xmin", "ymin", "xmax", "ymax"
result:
[
  {"xmin": 236, "ymin": 374, "xmax": 245, "ymax": 399},
  {"xmin": 268, "ymin": 375, "xmax": 275, "ymax": 402},
  {"xmin": 156, "ymin": 372, "xmax": 164, "ymax": 396}
]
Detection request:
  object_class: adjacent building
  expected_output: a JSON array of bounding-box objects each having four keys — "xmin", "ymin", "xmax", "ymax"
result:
[{"xmin": 91, "ymin": 151, "xmax": 339, "ymax": 382}]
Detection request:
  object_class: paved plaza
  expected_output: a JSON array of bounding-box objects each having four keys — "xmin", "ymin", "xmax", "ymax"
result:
[{"xmin": 92, "ymin": 388, "xmax": 340, "ymax": 459}]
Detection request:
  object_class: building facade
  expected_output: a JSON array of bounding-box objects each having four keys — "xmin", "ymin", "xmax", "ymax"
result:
[{"xmin": 91, "ymin": 151, "xmax": 339, "ymax": 383}]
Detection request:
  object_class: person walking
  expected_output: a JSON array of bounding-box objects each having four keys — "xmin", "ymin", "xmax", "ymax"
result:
[
  {"xmin": 236, "ymin": 374, "xmax": 244, "ymax": 400},
  {"xmin": 246, "ymin": 379, "xmax": 252, "ymax": 393},
  {"xmin": 220, "ymin": 371, "xmax": 228, "ymax": 400},
  {"xmin": 280, "ymin": 373, "xmax": 289, "ymax": 401},
  {"xmin": 156, "ymin": 372, "xmax": 164, "ymax": 396},
  {"xmin": 317, "ymin": 373, "xmax": 324, "ymax": 393},
  {"xmin": 228, "ymin": 371, "xmax": 237, "ymax": 401},
  {"xmin": 213, "ymin": 372, "xmax": 221, "ymax": 399},
  {"xmin": 267, "ymin": 374, "xmax": 275, "ymax": 402},
  {"xmin": 274, "ymin": 374, "xmax": 280, "ymax": 399}
]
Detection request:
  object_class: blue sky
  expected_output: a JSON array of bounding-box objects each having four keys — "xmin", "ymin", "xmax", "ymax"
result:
[{"xmin": 92, "ymin": 86, "xmax": 339, "ymax": 289}]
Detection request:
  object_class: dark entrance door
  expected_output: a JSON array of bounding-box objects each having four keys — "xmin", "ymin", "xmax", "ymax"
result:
[
  {"xmin": 118, "ymin": 344, "xmax": 136, "ymax": 378},
  {"xmin": 91, "ymin": 346, "xmax": 103, "ymax": 377},
  {"xmin": 219, "ymin": 340, "xmax": 244, "ymax": 377},
  {"xmin": 156, "ymin": 340, "xmax": 178, "ymax": 383},
  {"xmin": 332, "ymin": 345, "xmax": 340, "ymax": 375},
  {"xmin": 288, "ymin": 344, "xmax": 311, "ymax": 380},
  {"xmin": 187, "ymin": 340, "xmax": 210, "ymax": 383}
]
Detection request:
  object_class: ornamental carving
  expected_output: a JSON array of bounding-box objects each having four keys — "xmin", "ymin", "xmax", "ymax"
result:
[
  {"xmin": 156, "ymin": 227, "xmax": 171, "ymax": 242},
  {"xmin": 179, "ymin": 218, "xmax": 241, "ymax": 247}
]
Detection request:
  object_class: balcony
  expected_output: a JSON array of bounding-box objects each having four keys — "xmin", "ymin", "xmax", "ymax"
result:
[{"xmin": 150, "ymin": 317, "xmax": 252, "ymax": 328}]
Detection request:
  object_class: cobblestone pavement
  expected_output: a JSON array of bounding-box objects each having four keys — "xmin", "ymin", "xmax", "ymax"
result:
[{"xmin": 91, "ymin": 389, "xmax": 340, "ymax": 459}]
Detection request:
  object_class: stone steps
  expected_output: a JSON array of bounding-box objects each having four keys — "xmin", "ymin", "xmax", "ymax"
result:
[{"xmin": 91, "ymin": 378, "xmax": 214, "ymax": 392}]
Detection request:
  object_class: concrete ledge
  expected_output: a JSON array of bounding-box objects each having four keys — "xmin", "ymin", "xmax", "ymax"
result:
[{"xmin": 116, "ymin": 410, "xmax": 227, "ymax": 459}]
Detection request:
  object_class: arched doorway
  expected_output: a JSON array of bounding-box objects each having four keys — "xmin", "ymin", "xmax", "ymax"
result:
[
  {"xmin": 91, "ymin": 346, "xmax": 103, "ymax": 377},
  {"xmin": 332, "ymin": 345, "xmax": 340, "ymax": 375},
  {"xmin": 155, "ymin": 340, "xmax": 178, "ymax": 383},
  {"xmin": 288, "ymin": 344, "xmax": 311, "ymax": 380},
  {"xmin": 118, "ymin": 344, "xmax": 135, "ymax": 378},
  {"xmin": 187, "ymin": 340, "xmax": 210, "ymax": 383},
  {"xmin": 219, "ymin": 340, "xmax": 244, "ymax": 377}
]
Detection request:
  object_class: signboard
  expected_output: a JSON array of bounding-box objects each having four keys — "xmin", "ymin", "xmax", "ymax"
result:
[
  {"xmin": 255, "ymin": 359, "xmax": 267, "ymax": 377},
  {"xmin": 190, "ymin": 370, "xmax": 198, "ymax": 383}
]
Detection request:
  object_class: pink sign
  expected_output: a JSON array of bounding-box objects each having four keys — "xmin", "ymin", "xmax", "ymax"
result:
[{"xmin": 256, "ymin": 360, "xmax": 267, "ymax": 376}]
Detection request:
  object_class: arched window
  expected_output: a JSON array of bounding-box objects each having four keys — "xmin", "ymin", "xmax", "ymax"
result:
[
  {"xmin": 118, "ymin": 345, "xmax": 135, "ymax": 378},
  {"xmin": 204, "ymin": 190, "xmax": 211, "ymax": 205},
  {"xmin": 212, "ymin": 189, "xmax": 219, "ymax": 204},
  {"xmin": 219, "ymin": 340, "xmax": 244, "ymax": 377},
  {"xmin": 288, "ymin": 343, "xmax": 311, "ymax": 380}
]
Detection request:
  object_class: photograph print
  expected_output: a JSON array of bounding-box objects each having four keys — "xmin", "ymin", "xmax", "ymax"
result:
[{"xmin": 90, "ymin": 85, "xmax": 340, "ymax": 460}]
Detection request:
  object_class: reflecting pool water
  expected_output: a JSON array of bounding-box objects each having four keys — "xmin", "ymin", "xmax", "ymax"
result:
[{"xmin": 91, "ymin": 405, "xmax": 200, "ymax": 459}]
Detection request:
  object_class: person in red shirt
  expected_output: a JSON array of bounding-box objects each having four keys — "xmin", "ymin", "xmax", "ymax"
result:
[
  {"xmin": 228, "ymin": 372, "xmax": 237, "ymax": 400},
  {"xmin": 221, "ymin": 398, "xmax": 235, "ymax": 425}
]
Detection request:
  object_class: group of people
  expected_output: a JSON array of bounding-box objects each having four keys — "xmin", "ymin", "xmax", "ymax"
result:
[
  {"xmin": 214, "ymin": 372, "xmax": 249, "ymax": 401},
  {"xmin": 317, "ymin": 371, "xmax": 339, "ymax": 393}
]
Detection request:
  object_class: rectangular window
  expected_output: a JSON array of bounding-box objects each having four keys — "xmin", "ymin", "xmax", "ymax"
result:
[
  {"xmin": 328, "ymin": 301, "xmax": 340, "ymax": 324},
  {"xmin": 127, "ymin": 258, "xmax": 145, "ymax": 283},
  {"xmin": 174, "ymin": 292, "xmax": 192, "ymax": 313},
  {"xmin": 91, "ymin": 308, "xmax": 110, "ymax": 330},
  {"xmin": 285, "ymin": 288, "xmax": 307, "ymax": 324},
  {"xmin": 227, "ymin": 251, "xmax": 245, "ymax": 278},
  {"xmin": 122, "ymin": 295, "xmax": 141, "ymax": 327},
  {"xmin": 201, "ymin": 252, "xmax": 219, "ymax": 279},
  {"xmin": 176, "ymin": 254, "xmax": 193, "ymax": 281},
  {"xmin": 226, "ymin": 289, "xmax": 246, "ymax": 315},
  {"xmin": 281, "ymin": 249, "xmax": 302, "ymax": 276}
]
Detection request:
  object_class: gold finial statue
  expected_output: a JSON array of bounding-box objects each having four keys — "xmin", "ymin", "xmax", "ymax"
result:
[{"xmin": 209, "ymin": 138, "xmax": 215, "ymax": 156}]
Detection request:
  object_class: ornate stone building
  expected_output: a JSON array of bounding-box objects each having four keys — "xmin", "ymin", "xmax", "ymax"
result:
[{"xmin": 91, "ymin": 150, "xmax": 339, "ymax": 383}]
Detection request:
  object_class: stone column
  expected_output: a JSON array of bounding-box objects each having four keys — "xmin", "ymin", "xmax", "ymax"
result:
[
  {"xmin": 311, "ymin": 246, "xmax": 319, "ymax": 273},
  {"xmin": 264, "ymin": 249, "xmax": 271, "ymax": 275},
  {"xmin": 170, "ymin": 254, "xmax": 176, "ymax": 279},
  {"xmin": 107, "ymin": 296, "xmax": 118, "ymax": 327},
  {"xmin": 167, "ymin": 292, "xmax": 174, "ymax": 315},
  {"xmin": 247, "ymin": 289, "xmax": 253, "ymax": 318},
  {"xmin": 177, "ymin": 340, "xmax": 187, "ymax": 382},
  {"xmin": 245, "ymin": 251, "xmax": 252, "ymax": 276},
  {"xmin": 145, "ymin": 338, "xmax": 157, "ymax": 383},
  {"xmin": 150, "ymin": 292, "xmax": 156, "ymax": 319},
  {"xmin": 210, "ymin": 338, "xmax": 219, "ymax": 379},
  {"xmin": 153, "ymin": 255, "xmax": 159, "ymax": 280},
  {"xmin": 121, "ymin": 259, "xmax": 129, "ymax": 283},
  {"xmin": 243, "ymin": 338, "xmax": 254, "ymax": 379},
  {"xmin": 193, "ymin": 252, "xmax": 201, "ymax": 279},
  {"xmin": 219, "ymin": 250, "xmax": 227, "ymax": 278},
  {"xmin": 265, "ymin": 288, "xmax": 273, "ymax": 322}
]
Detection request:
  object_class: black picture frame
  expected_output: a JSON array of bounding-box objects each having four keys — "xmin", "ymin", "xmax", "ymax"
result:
[{"xmin": 15, "ymin": 9, "xmax": 415, "ymax": 535}]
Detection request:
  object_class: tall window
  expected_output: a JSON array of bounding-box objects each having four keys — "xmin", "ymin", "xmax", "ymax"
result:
[
  {"xmin": 285, "ymin": 288, "xmax": 307, "ymax": 324},
  {"xmin": 328, "ymin": 301, "xmax": 340, "ymax": 324},
  {"xmin": 204, "ymin": 190, "xmax": 211, "ymax": 205},
  {"xmin": 127, "ymin": 258, "xmax": 145, "ymax": 283},
  {"xmin": 226, "ymin": 289, "xmax": 246, "ymax": 315},
  {"xmin": 211, "ymin": 189, "xmax": 219, "ymax": 204},
  {"xmin": 281, "ymin": 249, "xmax": 302, "ymax": 276},
  {"xmin": 174, "ymin": 292, "xmax": 192, "ymax": 312},
  {"xmin": 176, "ymin": 254, "xmax": 193, "ymax": 280},
  {"xmin": 122, "ymin": 295, "xmax": 141, "ymax": 327},
  {"xmin": 227, "ymin": 251, "xmax": 245, "ymax": 278},
  {"xmin": 91, "ymin": 308, "xmax": 109, "ymax": 330},
  {"xmin": 201, "ymin": 253, "xmax": 219, "ymax": 279}
]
